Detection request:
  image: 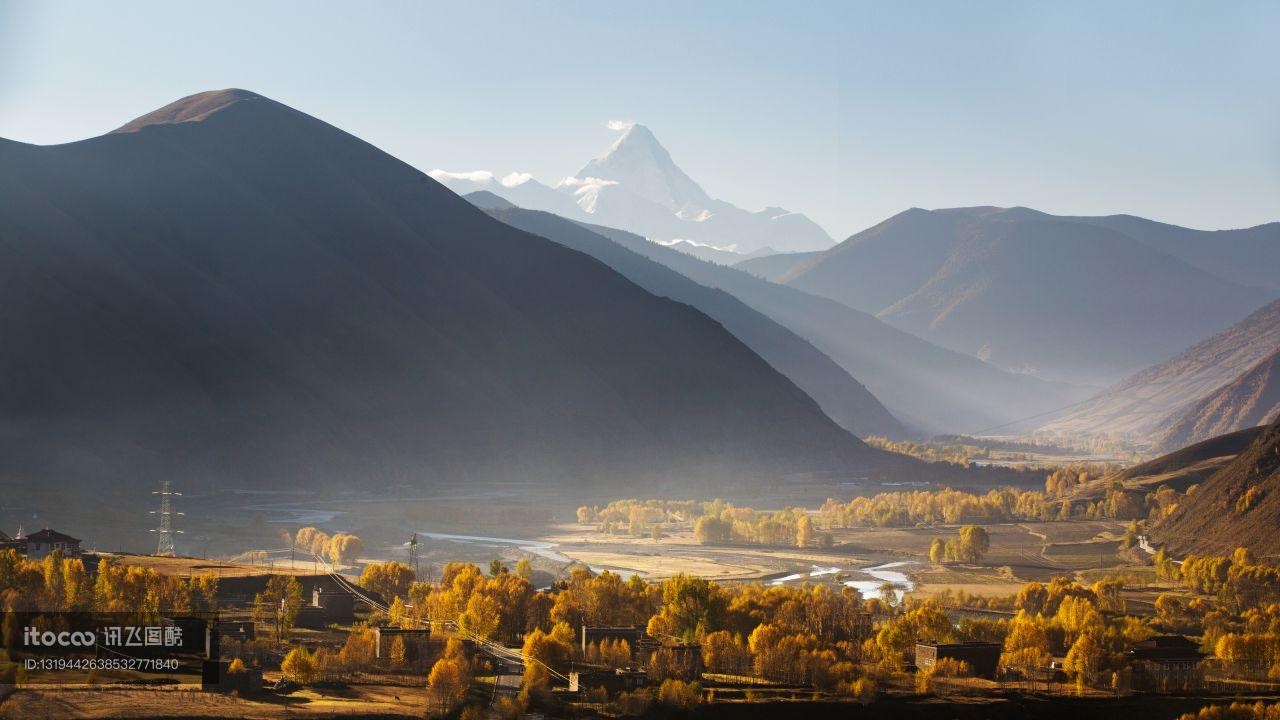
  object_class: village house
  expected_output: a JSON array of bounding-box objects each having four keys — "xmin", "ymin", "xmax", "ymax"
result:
[
  {"xmin": 915, "ymin": 640, "xmax": 1003, "ymax": 679},
  {"xmin": 311, "ymin": 586, "xmax": 357, "ymax": 623},
  {"xmin": 21, "ymin": 528, "xmax": 82, "ymax": 559},
  {"xmin": 373, "ymin": 626, "xmax": 442, "ymax": 661},
  {"xmin": 1127, "ymin": 635, "xmax": 1205, "ymax": 692}
]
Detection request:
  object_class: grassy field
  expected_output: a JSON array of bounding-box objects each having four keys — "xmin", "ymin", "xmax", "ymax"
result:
[
  {"xmin": 538, "ymin": 515, "xmax": 1136, "ymax": 602},
  {"xmin": 94, "ymin": 552, "xmax": 349, "ymax": 578}
]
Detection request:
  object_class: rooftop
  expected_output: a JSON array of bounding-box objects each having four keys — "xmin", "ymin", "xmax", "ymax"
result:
[{"xmin": 24, "ymin": 528, "xmax": 81, "ymax": 544}]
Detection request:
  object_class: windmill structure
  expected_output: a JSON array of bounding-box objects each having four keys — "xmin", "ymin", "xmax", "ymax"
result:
[{"xmin": 407, "ymin": 533, "xmax": 420, "ymax": 578}]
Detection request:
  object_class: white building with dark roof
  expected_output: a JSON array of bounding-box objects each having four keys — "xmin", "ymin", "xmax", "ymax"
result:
[{"xmin": 22, "ymin": 528, "xmax": 82, "ymax": 559}]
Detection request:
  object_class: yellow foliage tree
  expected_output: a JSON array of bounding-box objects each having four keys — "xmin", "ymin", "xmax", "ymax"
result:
[
  {"xmin": 427, "ymin": 639, "xmax": 472, "ymax": 712},
  {"xmin": 281, "ymin": 646, "xmax": 319, "ymax": 684},
  {"xmin": 359, "ymin": 561, "xmax": 415, "ymax": 602}
]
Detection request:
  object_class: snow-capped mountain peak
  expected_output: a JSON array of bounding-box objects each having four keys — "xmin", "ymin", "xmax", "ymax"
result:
[
  {"xmin": 575, "ymin": 123, "xmax": 713, "ymax": 213},
  {"xmin": 427, "ymin": 123, "xmax": 834, "ymax": 255}
]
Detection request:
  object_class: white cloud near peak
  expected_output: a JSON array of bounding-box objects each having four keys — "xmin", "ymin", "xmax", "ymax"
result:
[
  {"xmin": 427, "ymin": 169, "xmax": 494, "ymax": 183},
  {"xmin": 500, "ymin": 171, "xmax": 533, "ymax": 188}
]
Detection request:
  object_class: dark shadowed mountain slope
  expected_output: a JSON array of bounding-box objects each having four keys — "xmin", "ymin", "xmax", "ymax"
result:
[
  {"xmin": 473, "ymin": 203, "xmax": 906, "ymax": 438},
  {"xmin": 778, "ymin": 207, "xmax": 1272, "ymax": 385},
  {"xmin": 0, "ymin": 89, "xmax": 889, "ymax": 494},
  {"xmin": 733, "ymin": 251, "xmax": 821, "ymax": 281},
  {"xmin": 462, "ymin": 189, "xmax": 515, "ymax": 210},
  {"xmin": 1042, "ymin": 298, "xmax": 1280, "ymax": 444},
  {"xmin": 561, "ymin": 220, "xmax": 1087, "ymax": 435},
  {"xmin": 1153, "ymin": 349, "xmax": 1280, "ymax": 453},
  {"xmin": 1151, "ymin": 417, "xmax": 1280, "ymax": 556},
  {"xmin": 1065, "ymin": 214, "xmax": 1280, "ymax": 294}
]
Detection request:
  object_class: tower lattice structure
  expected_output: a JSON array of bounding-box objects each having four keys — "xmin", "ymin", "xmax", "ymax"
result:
[{"xmin": 150, "ymin": 481, "xmax": 184, "ymax": 555}]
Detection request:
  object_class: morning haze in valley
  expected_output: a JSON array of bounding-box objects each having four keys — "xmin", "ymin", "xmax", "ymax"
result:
[{"xmin": 0, "ymin": 3, "xmax": 1278, "ymax": 719}]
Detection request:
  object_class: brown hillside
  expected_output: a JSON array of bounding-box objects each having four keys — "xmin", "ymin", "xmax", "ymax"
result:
[
  {"xmin": 1153, "ymin": 348, "xmax": 1280, "ymax": 452},
  {"xmin": 1151, "ymin": 417, "xmax": 1280, "ymax": 556},
  {"xmin": 1068, "ymin": 426, "xmax": 1263, "ymax": 501}
]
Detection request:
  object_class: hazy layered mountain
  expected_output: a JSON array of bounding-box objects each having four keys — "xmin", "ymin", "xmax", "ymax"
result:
[
  {"xmin": 466, "ymin": 198, "xmax": 906, "ymax": 438},
  {"xmin": 654, "ymin": 240, "xmax": 779, "ymax": 266},
  {"xmin": 777, "ymin": 207, "xmax": 1272, "ymax": 385},
  {"xmin": 1065, "ymin": 214, "xmax": 1280, "ymax": 294},
  {"xmin": 1042, "ymin": 298, "xmax": 1280, "ymax": 443},
  {"xmin": 1153, "ymin": 349, "xmax": 1280, "ymax": 453},
  {"xmin": 1151, "ymin": 416, "xmax": 1280, "ymax": 556},
  {"xmin": 431, "ymin": 123, "xmax": 834, "ymax": 255},
  {"xmin": 553, "ymin": 219, "xmax": 1086, "ymax": 435},
  {"xmin": 734, "ymin": 250, "xmax": 820, "ymax": 281},
  {"xmin": 0, "ymin": 89, "xmax": 890, "ymax": 494}
]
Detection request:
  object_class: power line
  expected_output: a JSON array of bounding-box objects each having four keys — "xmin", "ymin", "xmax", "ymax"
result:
[
  {"xmin": 303, "ymin": 549, "xmax": 569, "ymax": 683},
  {"xmin": 965, "ymin": 389, "xmax": 1172, "ymax": 437}
]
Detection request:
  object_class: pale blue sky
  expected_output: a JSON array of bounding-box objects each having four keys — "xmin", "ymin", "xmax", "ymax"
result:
[{"xmin": 2, "ymin": 1, "xmax": 1277, "ymax": 237}]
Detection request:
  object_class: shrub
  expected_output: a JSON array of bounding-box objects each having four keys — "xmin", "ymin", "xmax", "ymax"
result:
[{"xmin": 657, "ymin": 679, "xmax": 702, "ymax": 710}]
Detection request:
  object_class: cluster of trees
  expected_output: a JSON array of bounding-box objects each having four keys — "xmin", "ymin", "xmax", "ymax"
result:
[
  {"xmin": 386, "ymin": 554, "xmax": 1279, "ymax": 704},
  {"xmin": 819, "ymin": 482, "xmax": 1172, "ymax": 529},
  {"xmin": 576, "ymin": 499, "xmax": 701, "ymax": 537},
  {"xmin": 1043, "ymin": 466, "xmax": 1108, "ymax": 496},
  {"xmin": 0, "ymin": 549, "xmax": 217, "ymax": 614},
  {"xmin": 928, "ymin": 526, "xmax": 991, "ymax": 564},
  {"xmin": 1022, "ymin": 430, "xmax": 1143, "ymax": 458},
  {"xmin": 649, "ymin": 578, "xmax": 880, "ymax": 693},
  {"xmin": 865, "ymin": 436, "xmax": 1132, "ymax": 475},
  {"xmin": 863, "ymin": 576, "xmax": 1151, "ymax": 694},
  {"xmin": 1044, "ymin": 470, "xmax": 1185, "ymax": 524},
  {"xmin": 352, "ymin": 559, "xmax": 884, "ymax": 698},
  {"xmin": 1147, "ymin": 547, "xmax": 1280, "ymax": 679},
  {"xmin": 579, "ymin": 499, "xmax": 836, "ymax": 549},
  {"xmin": 214, "ymin": 531, "xmax": 1280, "ymax": 715},
  {"xmin": 585, "ymin": 637, "xmax": 632, "ymax": 667},
  {"xmin": 577, "ymin": 679, "xmax": 706, "ymax": 717},
  {"xmin": 1236, "ymin": 486, "xmax": 1265, "ymax": 513},
  {"xmin": 915, "ymin": 656, "xmax": 973, "ymax": 693},
  {"xmin": 1178, "ymin": 702, "xmax": 1280, "ymax": 720},
  {"xmin": 692, "ymin": 504, "xmax": 830, "ymax": 548},
  {"xmin": 583, "ymin": 486, "xmax": 1172, "ymax": 551},
  {"xmin": 290, "ymin": 526, "xmax": 363, "ymax": 566},
  {"xmin": 241, "ymin": 533, "xmax": 1280, "ymax": 709},
  {"xmin": 863, "ymin": 436, "xmax": 989, "ymax": 465},
  {"xmin": 359, "ymin": 560, "xmax": 416, "ymax": 602},
  {"xmin": 820, "ymin": 488, "xmax": 1055, "ymax": 527},
  {"xmin": 1157, "ymin": 547, "xmax": 1280, "ymax": 614},
  {"xmin": 396, "ymin": 561, "xmax": 545, "ymax": 644},
  {"xmin": 273, "ymin": 623, "xmax": 445, "ymax": 687}
]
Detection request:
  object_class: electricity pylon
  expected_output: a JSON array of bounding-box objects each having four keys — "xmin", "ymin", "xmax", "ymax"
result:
[{"xmin": 149, "ymin": 481, "xmax": 185, "ymax": 555}]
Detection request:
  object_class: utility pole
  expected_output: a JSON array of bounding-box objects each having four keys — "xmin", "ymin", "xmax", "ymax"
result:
[{"xmin": 149, "ymin": 481, "xmax": 184, "ymax": 555}]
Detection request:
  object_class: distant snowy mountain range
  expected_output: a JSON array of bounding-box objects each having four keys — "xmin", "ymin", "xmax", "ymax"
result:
[{"xmin": 429, "ymin": 123, "xmax": 834, "ymax": 256}]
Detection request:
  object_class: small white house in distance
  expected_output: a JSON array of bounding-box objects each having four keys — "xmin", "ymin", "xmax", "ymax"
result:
[{"xmin": 23, "ymin": 528, "xmax": 82, "ymax": 559}]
